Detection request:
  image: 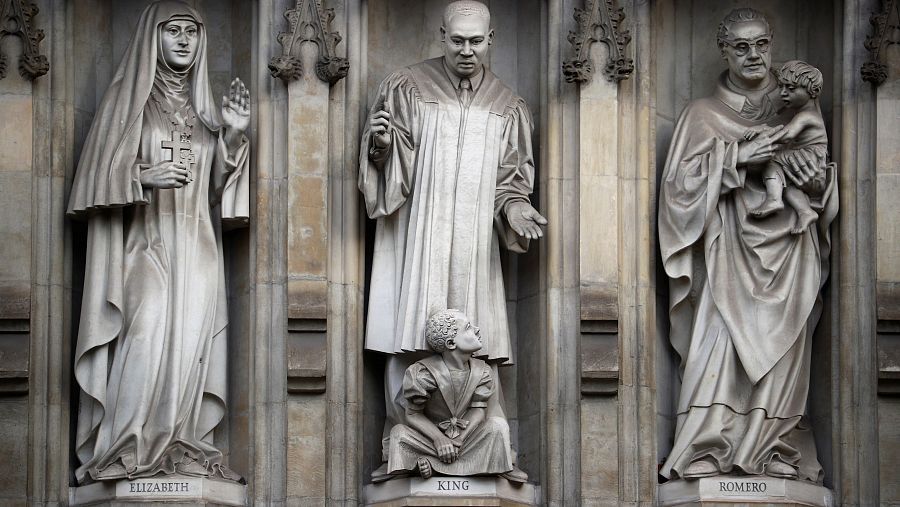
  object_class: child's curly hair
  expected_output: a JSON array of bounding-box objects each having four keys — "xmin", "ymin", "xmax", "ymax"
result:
[
  {"xmin": 425, "ymin": 309, "xmax": 461, "ymax": 352},
  {"xmin": 778, "ymin": 60, "xmax": 823, "ymax": 99}
]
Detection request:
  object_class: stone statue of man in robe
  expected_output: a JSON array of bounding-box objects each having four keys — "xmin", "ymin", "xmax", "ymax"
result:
[
  {"xmin": 68, "ymin": 1, "xmax": 249, "ymax": 483},
  {"xmin": 358, "ymin": 0, "xmax": 545, "ymax": 444},
  {"xmin": 658, "ymin": 8, "xmax": 838, "ymax": 482}
]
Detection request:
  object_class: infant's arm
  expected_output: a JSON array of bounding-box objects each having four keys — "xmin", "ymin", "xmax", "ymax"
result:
[{"xmin": 782, "ymin": 109, "xmax": 824, "ymax": 142}]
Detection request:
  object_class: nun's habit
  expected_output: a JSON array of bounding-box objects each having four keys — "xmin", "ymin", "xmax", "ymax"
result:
[{"xmin": 69, "ymin": 1, "xmax": 249, "ymax": 483}]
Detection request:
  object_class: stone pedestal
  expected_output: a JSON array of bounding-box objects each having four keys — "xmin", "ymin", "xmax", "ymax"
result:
[
  {"xmin": 363, "ymin": 476, "xmax": 539, "ymax": 506},
  {"xmin": 658, "ymin": 475, "xmax": 834, "ymax": 507},
  {"xmin": 69, "ymin": 476, "xmax": 247, "ymax": 506}
]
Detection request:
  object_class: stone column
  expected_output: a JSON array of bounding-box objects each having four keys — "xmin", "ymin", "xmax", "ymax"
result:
[
  {"xmin": 249, "ymin": 1, "xmax": 289, "ymax": 503},
  {"xmin": 24, "ymin": 0, "xmax": 71, "ymax": 504},
  {"xmin": 614, "ymin": 1, "xmax": 657, "ymax": 504},
  {"xmin": 542, "ymin": 1, "xmax": 582, "ymax": 504},
  {"xmin": 834, "ymin": 0, "xmax": 880, "ymax": 504}
]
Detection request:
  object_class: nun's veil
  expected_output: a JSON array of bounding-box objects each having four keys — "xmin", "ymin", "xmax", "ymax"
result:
[{"xmin": 68, "ymin": 1, "xmax": 220, "ymax": 216}]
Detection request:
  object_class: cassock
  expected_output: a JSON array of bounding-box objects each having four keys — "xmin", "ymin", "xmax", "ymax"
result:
[
  {"xmin": 658, "ymin": 72, "xmax": 838, "ymax": 481},
  {"xmin": 359, "ymin": 57, "xmax": 535, "ymax": 364},
  {"xmin": 67, "ymin": 1, "xmax": 249, "ymax": 483}
]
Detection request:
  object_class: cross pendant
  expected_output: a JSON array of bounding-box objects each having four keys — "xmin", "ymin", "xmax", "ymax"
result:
[{"xmin": 161, "ymin": 126, "xmax": 196, "ymax": 180}]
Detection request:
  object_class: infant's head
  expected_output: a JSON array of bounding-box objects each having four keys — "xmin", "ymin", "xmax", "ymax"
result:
[
  {"xmin": 777, "ymin": 60, "xmax": 823, "ymax": 109},
  {"xmin": 425, "ymin": 309, "xmax": 483, "ymax": 355}
]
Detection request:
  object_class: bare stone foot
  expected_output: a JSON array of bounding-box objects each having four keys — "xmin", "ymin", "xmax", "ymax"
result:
[
  {"xmin": 500, "ymin": 466, "xmax": 528, "ymax": 483},
  {"xmin": 766, "ymin": 459, "xmax": 798, "ymax": 479},
  {"xmin": 791, "ymin": 210, "xmax": 818, "ymax": 235},
  {"xmin": 749, "ymin": 198, "xmax": 785, "ymax": 218},
  {"xmin": 682, "ymin": 458, "xmax": 719, "ymax": 479},
  {"xmin": 417, "ymin": 457, "xmax": 433, "ymax": 479}
]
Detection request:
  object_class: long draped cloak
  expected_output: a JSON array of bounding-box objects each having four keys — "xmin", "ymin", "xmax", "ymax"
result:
[
  {"xmin": 358, "ymin": 57, "xmax": 535, "ymax": 364},
  {"xmin": 386, "ymin": 356, "xmax": 514, "ymax": 476},
  {"xmin": 68, "ymin": 1, "xmax": 249, "ymax": 483},
  {"xmin": 658, "ymin": 73, "xmax": 837, "ymax": 481}
]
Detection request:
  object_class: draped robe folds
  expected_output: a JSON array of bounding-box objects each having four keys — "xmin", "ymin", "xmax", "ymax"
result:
[
  {"xmin": 386, "ymin": 356, "xmax": 514, "ymax": 476},
  {"xmin": 68, "ymin": 2, "xmax": 249, "ymax": 483},
  {"xmin": 359, "ymin": 57, "xmax": 535, "ymax": 364},
  {"xmin": 658, "ymin": 73, "xmax": 838, "ymax": 481}
]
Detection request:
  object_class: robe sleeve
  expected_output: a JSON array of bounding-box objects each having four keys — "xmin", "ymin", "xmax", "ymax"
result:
[
  {"xmin": 470, "ymin": 365, "xmax": 494, "ymax": 409},
  {"xmin": 494, "ymin": 98, "xmax": 537, "ymax": 253},
  {"xmin": 402, "ymin": 362, "xmax": 438, "ymax": 413},
  {"xmin": 657, "ymin": 101, "xmax": 743, "ymax": 365},
  {"xmin": 358, "ymin": 70, "xmax": 420, "ymax": 219},
  {"xmin": 68, "ymin": 115, "xmax": 151, "ymax": 216},
  {"xmin": 212, "ymin": 130, "xmax": 251, "ymax": 229}
]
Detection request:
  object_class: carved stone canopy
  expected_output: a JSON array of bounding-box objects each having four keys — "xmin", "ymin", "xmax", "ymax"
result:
[
  {"xmin": 862, "ymin": 0, "xmax": 900, "ymax": 85},
  {"xmin": 0, "ymin": 0, "xmax": 49, "ymax": 80},
  {"xmin": 562, "ymin": 0, "xmax": 634, "ymax": 84},
  {"xmin": 269, "ymin": 0, "xmax": 349, "ymax": 85}
]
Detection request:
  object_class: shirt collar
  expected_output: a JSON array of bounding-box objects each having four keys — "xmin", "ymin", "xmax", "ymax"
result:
[
  {"xmin": 714, "ymin": 70, "xmax": 779, "ymax": 112},
  {"xmin": 442, "ymin": 59, "xmax": 485, "ymax": 91}
]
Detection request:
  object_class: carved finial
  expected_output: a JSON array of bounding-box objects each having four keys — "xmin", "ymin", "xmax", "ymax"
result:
[
  {"xmin": 0, "ymin": 0, "xmax": 49, "ymax": 80},
  {"xmin": 562, "ymin": 0, "xmax": 634, "ymax": 84},
  {"xmin": 861, "ymin": 0, "xmax": 900, "ymax": 85},
  {"xmin": 269, "ymin": 0, "xmax": 349, "ymax": 85}
]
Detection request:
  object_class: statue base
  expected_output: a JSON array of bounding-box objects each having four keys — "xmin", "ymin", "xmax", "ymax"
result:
[
  {"xmin": 363, "ymin": 476, "xmax": 539, "ymax": 506},
  {"xmin": 69, "ymin": 475, "xmax": 247, "ymax": 506},
  {"xmin": 659, "ymin": 475, "xmax": 834, "ymax": 506}
]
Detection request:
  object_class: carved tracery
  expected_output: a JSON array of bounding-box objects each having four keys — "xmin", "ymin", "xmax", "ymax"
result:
[
  {"xmin": 0, "ymin": 0, "xmax": 48, "ymax": 80},
  {"xmin": 862, "ymin": 0, "xmax": 900, "ymax": 85},
  {"xmin": 562, "ymin": 0, "xmax": 633, "ymax": 84},
  {"xmin": 269, "ymin": 0, "xmax": 349, "ymax": 85}
]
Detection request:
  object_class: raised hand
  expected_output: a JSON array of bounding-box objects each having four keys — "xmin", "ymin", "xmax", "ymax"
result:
[
  {"xmin": 737, "ymin": 125, "xmax": 786, "ymax": 165},
  {"xmin": 222, "ymin": 77, "xmax": 250, "ymax": 139},
  {"xmin": 140, "ymin": 161, "xmax": 191, "ymax": 189},
  {"xmin": 506, "ymin": 201, "xmax": 548, "ymax": 240},
  {"xmin": 370, "ymin": 109, "xmax": 392, "ymax": 149}
]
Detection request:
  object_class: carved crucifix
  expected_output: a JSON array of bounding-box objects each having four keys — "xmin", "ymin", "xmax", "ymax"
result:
[{"xmin": 161, "ymin": 126, "xmax": 196, "ymax": 179}]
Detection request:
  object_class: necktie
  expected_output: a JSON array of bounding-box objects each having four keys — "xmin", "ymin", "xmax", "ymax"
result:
[{"xmin": 459, "ymin": 78, "xmax": 472, "ymax": 108}]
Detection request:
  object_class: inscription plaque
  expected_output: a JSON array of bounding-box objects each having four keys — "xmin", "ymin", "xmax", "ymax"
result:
[{"xmin": 116, "ymin": 478, "xmax": 202, "ymax": 498}]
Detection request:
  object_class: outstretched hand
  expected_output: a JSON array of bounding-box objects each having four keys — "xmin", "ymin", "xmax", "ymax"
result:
[
  {"xmin": 507, "ymin": 202, "xmax": 547, "ymax": 240},
  {"xmin": 222, "ymin": 77, "xmax": 250, "ymax": 142}
]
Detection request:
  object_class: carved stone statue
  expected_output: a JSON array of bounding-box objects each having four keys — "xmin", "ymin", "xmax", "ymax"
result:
[
  {"xmin": 372, "ymin": 309, "xmax": 522, "ymax": 483},
  {"xmin": 658, "ymin": 8, "xmax": 838, "ymax": 482},
  {"xmin": 746, "ymin": 60, "xmax": 828, "ymax": 235},
  {"xmin": 68, "ymin": 1, "xmax": 250, "ymax": 483},
  {"xmin": 358, "ymin": 0, "xmax": 544, "ymax": 480}
]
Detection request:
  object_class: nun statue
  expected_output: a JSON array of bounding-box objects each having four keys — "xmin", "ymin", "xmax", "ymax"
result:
[{"xmin": 68, "ymin": 1, "xmax": 250, "ymax": 483}]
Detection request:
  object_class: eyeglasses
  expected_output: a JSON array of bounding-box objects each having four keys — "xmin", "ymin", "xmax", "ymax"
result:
[{"xmin": 721, "ymin": 35, "xmax": 772, "ymax": 56}]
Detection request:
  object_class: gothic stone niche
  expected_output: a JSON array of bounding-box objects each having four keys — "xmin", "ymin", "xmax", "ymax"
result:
[
  {"xmin": 361, "ymin": 0, "xmax": 544, "ymax": 502},
  {"xmin": 66, "ymin": 1, "xmax": 254, "ymax": 503},
  {"xmin": 655, "ymin": 2, "xmax": 838, "ymax": 505}
]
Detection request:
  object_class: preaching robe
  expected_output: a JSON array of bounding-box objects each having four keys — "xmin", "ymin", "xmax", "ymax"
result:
[
  {"xmin": 359, "ymin": 58, "xmax": 535, "ymax": 363},
  {"xmin": 658, "ymin": 73, "xmax": 838, "ymax": 481},
  {"xmin": 67, "ymin": 2, "xmax": 249, "ymax": 483}
]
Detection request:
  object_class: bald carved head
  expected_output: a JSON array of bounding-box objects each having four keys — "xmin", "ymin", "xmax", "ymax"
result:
[{"xmin": 440, "ymin": 1, "xmax": 493, "ymax": 79}]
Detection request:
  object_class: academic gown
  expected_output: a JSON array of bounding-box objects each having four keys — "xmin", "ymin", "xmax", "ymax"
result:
[
  {"xmin": 358, "ymin": 57, "xmax": 536, "ymax": 364},
  {"xmin": 658, "ymin": 72, "xmax": 838, "ymax": 481}
]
